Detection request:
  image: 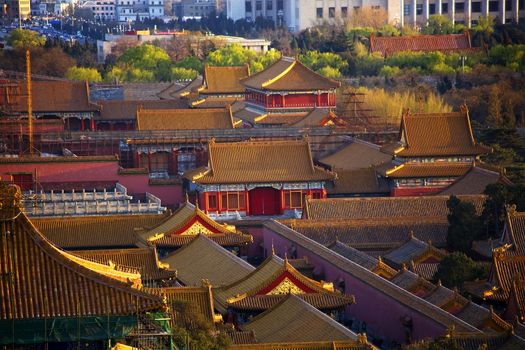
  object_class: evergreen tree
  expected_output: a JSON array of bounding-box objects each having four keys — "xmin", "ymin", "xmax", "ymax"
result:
[
  {"xmin": 433, "ymin": 252, "xmax": 485, "ymax": 289},
  {"xmin": 446, "ymin": 196, "xmax": 483, "ymax": 252}
]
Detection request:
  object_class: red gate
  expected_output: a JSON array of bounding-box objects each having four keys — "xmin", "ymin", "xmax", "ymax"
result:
[{"xmin": 249, "ymin": 187, "xmax": 280, "ymax": 216}]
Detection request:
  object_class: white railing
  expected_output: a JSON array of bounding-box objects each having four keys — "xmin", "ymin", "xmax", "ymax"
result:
[
  {"xmin": 27, "ymin": 187, "xmax": 131, "ymax": 202},
  {"xmin": 25, "ymin": 199, "xmax": 165, "ymax": 217}
]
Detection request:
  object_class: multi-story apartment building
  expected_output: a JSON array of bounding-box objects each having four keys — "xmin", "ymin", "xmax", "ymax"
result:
[
  {"xmin": 173, "ymin": 0, "xmax": 219, "ymax": 18},
  {"xmin": 227, "ymin": 0, "xmax": 523, "ymax": 32},
  {"xmin": 81, "ymin": 0, "xmax": 117, "ymax": 20},
  {"xmin": 5, "ymin": 0, "xmax": 31, "ymax": 19},
  {"xmin": 115, "ymin": 0, "xmax": 164, "ymax": 21}
]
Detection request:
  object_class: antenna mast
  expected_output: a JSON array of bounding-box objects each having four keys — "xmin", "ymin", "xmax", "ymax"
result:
[{"xmin": 25, "ymin": 49, "xmax": 33, "ymax": 156}]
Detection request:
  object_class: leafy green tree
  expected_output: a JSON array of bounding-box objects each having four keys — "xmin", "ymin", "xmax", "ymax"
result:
[
  {"xmin": 488, "ymin": 45, "xmax": 525, "ymax": 72},
  {"xmin": 65, "ymin": 66, "xmax": 102, "ymax": 82},
  {"xmin": 377, "ymin": 24, "xmax": 400, "ymax": 37},
  {"xmin": 433, "ymin": 252, "xmax": 486, "ymax": 289},
  {"xmin": 482, "ymin": 183, "xmax": 525, "ymax": 236},
  {"xmin": 473, "ymin": 15, "xmax": 495, "ymax": 47},
  {"xmin": 299, "ymin": 51, "xmax": 348, "ymax": 78},
  {"xmin": 482, "ymin": 144, "xmax": 520, "ymax": 167},
  {"xmin": 6, "ymin": 29, "xmax": 45, "ymax": 49},
  {"xmin": 112, "ymin": 44, "xmax": 174, "ymax": 82},
  {"xmin": 206, "ymin": 44, "xmax": 280, "ymax": 73},
  {"xmin": 118, "ymin": 44, "xmax": 171, "ymax": 71},
  {"xmin": 171, "ymin": 67, "xmax": 198, "ymax": 80},
  {"xmin": 446, "ymin": 195, "xmax": 483, "ymax": 252},
  {"xmin": 170, "ymin": 300, "xmax": 231, "ymax": 350},
  {"xmin": 174, "ymin": 56, "xmax": 204, "ymax": 73},
  {"xmin": 422, "ymin": 15, "xmax": 455, "ymax": 35},
  {"xmin": 482, "ymin": 183, "xmax": 512, "ymax": 237}
]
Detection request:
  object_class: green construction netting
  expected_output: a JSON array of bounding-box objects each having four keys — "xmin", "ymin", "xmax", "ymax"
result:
[{"xmin": 0, "ymin": 316, "xmax": 137, "ymax": 345}]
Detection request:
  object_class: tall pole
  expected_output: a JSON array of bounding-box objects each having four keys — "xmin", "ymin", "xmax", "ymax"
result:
[
  {"xmin": 18, "ymin": 0, "xmax": 22, "ymax": 28},
  {"xmin": 25, "ymin": 49, "xmax": 33, "ymax": 156}
]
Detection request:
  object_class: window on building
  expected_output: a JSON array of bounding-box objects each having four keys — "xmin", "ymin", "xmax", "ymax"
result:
[
  {"xmin": 329, "ymin": 7, "xmax": 335, "ymax": 17},
  {"xmin": 284, "ymin": 190, "xmax": 304, "ymax": 209},
  {"xmin": 404, "ymin": 4, "xmax": 410, "ymax": 16},
  {"xmin": 311, "ymin": 191, "xmax": 323, "ymax": 199},
  {"xmin": 455, "ymin": 2, "xmax": 464, "ymax": 12},
  {"xmin": 341, "ymin": 6, "xmax": 348, "ymax": 17},
  {"xmin": 416, "ymin": 4, "xmax": 423, "ymax": 15},
  {"xmin": 177, "ymin": 151, "xmax": 197, "ymax": 173},
  {"xmin": 256, "ymin": 0, "xmax": 262, "ymax": 11},
  {"xmin": 316, "ymin": 7, "xmax": 323, "ymax": 18},
  {"xmin": 505, "ymin": 0, "xmax": 512, "ymax": 11},
  {"xmin": 520, "ymin": 0, "xmax": 524, "ymax": 10},
  {"xmin": 245, "ymin": 0, "xmax": 252, "ymax": 12},
  {"xmin": 472, "ymin": 1, "xmax": 481, "ymax": 12},
  {"xmin": 489, "ymin": 1, "xmax": 499, "ymax": 11},
  {"xmin": 266, "ymin": 0, "xmax": 272, "ymax": 11},
  {"xmin": 441, "ymin": 3, "xmax": 448, "ymax": 13},
  {"xmin": 429, "ymin": 3, "xmax": 436, "ymax": 14},
  {"xmin": 208, "ymin": 193, "xmax": 218, "ymax": 211},
  {"xmin": 220, "ymin": 192, "xmax": 245, "ymax": 211},
  {"xmin": 277, "ymin": 0, "xmax": 284, "ymax": 10}
]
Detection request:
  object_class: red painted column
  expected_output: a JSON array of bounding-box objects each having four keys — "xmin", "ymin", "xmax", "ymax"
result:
[
  {"xmin": 147, "ymin": 152, "xmax": 152, "ymax": 171},
  {"xmin": 91, "ymin": 118, "xmax": 95, "ymax": 131},
  {"xmin": 217, "ymin": 191, "xmax": 222, "ymax": 214},
  {"xmin": 282, "ymin": 94, "xmax": 286, "ymax": 108},
  {"xmin": 317, "ymin": 92, "xmax": 321, "ymax": 107},
  {"xmin": 80, "ymin": 118, "xmax": 85, "ymax": 131},
  {"xmin": 245, "ymin": 190, "xmax": 249, "ymax": 215},
  {"xmin": 279, "ymin": 189, "xmax": 286, "ymax": 214}
]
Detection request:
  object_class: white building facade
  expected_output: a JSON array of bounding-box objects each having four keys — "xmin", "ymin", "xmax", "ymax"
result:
[
  {"xmin": 399, "ymin": 0, "xmax": 523, "ymax": 27},
  {"xmin": 226, "ymin": 0, "xmax": 523, "ymax": 32}
]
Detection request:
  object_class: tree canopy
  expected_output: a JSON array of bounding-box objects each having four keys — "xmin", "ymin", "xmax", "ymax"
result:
[
  {"xmin": 433, "ymin": 252, "xmax": 486, "ymax": 289},
  {"xmin": 299, "ymin": 51, "xmax": 348, "ymax": 78},
  {"xmin": 6, "ymin": 29, "xmax": 46, "ymax": 49},
  {"xmin": 65, "ymin": 66, "xmax": 102, "ymax": 82},
  {"xmin": 206, "ymin": 44, "xmax": 281, "ymax": 73},
  {"xmin": 446, "ymin": 195, "xmax": 483, "ymax": 252}
]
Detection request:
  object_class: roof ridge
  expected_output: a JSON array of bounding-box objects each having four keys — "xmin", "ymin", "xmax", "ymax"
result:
[{"xmin": 265, "ymin": 220, "xmax": 485, "ymax": 333}]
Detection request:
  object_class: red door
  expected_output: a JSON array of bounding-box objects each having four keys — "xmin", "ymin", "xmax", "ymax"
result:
[{"xmin": 249, "ymin": 187, "xmax": 279, "ymax": 216}]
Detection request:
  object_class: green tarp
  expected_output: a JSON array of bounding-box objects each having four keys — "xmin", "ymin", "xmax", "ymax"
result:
[{"xmin": 0, "ymin": 316, "xmax": 136, "ymax": 345}]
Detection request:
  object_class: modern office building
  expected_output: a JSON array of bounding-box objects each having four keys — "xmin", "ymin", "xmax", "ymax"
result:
[{"xmin": 226, "ymin": 0, "xmax": 523, "ymax": 32}]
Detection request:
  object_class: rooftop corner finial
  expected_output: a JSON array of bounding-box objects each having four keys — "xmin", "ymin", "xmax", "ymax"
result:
[
  {"xmin": 271, "ymin": 240, "xmax": 275, "ymax": 256},
  {"xmin": 195, "ymin": 195, "xmax": 199, "ymax": 209},
  {"xmin": 0, "ymin": 182, "xmax": 22, "ymax": 213},
  {"xmin": 506, "ymin": 204, "xmax": 517, "ymax": 216},
  {"xmin": 185, "ymin": 191, "xmax": 189, "ymax": 203}
]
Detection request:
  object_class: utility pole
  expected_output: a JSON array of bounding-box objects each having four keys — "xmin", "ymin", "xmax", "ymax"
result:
[{"xmin": 26, "ymin": 49, "xmax": 33, "ymax": 156}]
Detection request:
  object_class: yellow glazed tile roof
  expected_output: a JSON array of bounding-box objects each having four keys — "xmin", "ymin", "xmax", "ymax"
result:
[
  {"xmin": 185, "ymin": 139, "xmax": 335, "ymax": 184},
  {"xmin": 161, "ymin": 234, "xmax": 255, "ymax": 287}
]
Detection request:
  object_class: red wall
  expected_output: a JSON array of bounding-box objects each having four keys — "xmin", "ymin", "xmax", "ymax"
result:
[
  {"xmin": 0, "ymin": 159, "xmax": 120, "ymax": 184},
  {"xmin": 262, "ymin": 224, "xmax": 469, "ymax": 344},
  {"xmin": 0, "ymin": 159, "xmax": 184, "ymax": 206}
]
